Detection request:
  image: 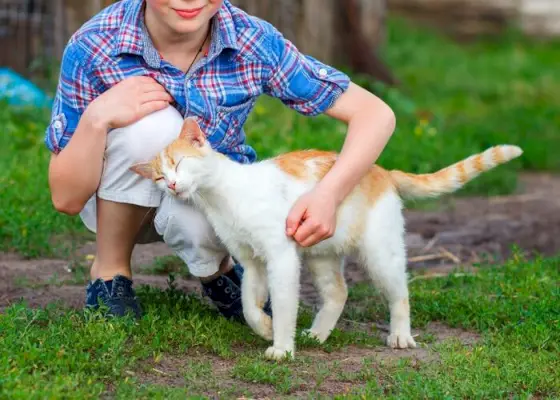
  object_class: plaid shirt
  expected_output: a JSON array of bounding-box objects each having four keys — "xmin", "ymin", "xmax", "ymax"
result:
[{"xmin": 45, "ymin": 0, "xmax": 350, "ymax": 163}]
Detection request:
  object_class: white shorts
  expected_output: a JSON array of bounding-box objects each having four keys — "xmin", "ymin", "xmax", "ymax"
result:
[{"xmin": 79, "ymin": 105, "xmax": 229, "ymax": 278}]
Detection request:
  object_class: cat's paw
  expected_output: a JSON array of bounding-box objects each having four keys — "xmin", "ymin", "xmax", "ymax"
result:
[
  {"xmin": 264, "ymin": 346, "xmax": 293, "ymax": 361},
  {"xmin": 257, "ymin": 314, "xmax": 273, "ymax": 341},
  {"xmin": 387, "ymin": 332, "xmax": 417, "ymax": 349},
  {"xmin": 302, "ymin": 328, "xmax": 328, "ymax": 344}
]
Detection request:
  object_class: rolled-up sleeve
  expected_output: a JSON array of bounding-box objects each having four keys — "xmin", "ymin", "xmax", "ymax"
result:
[
  {"xmin": 44, "ymin": 43, "xmax": 99, "ymax": 154},
  {"xmin": 263, "ymin": 30, "xmax": 350, "ymax": 116}
]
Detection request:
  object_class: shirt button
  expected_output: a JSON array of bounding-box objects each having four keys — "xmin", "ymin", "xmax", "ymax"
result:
[
  {"xmin": 186, "ymin": 81, "xmax": 192, "ymax": 88},
  {"xmin": 319, "ymin": 68, "xmax": 328, "ymax": 77},
  {"xmin": 53, "ymin": 120, "xmax": 63, "ymax": 129}
]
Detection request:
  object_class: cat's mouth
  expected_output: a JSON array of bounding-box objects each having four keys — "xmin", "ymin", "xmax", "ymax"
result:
[{"xmin": 172, "ymin": 187, "xmax": 190, "ymax": 200}]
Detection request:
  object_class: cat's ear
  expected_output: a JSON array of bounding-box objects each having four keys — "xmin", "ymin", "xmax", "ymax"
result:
[
  {"xmin": 179, "ymin": 117, "xmax": 206, "ymax": 147},
  {"xmin": 130, "ymin": 162, "xmax": 155, "ymax": 179}
]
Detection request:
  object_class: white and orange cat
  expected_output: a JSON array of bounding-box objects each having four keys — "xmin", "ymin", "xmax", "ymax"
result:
[{"xmin": 131, "ymin": 117, "xmax": 522, "ymax": 360}]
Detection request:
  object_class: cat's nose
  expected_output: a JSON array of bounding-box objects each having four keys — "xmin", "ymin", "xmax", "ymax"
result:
[{"xmin": 167, "ymin": 181, "xmax": 176, "ymax": 191}]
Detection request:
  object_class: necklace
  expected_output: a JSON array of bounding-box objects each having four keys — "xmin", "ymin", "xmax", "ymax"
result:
[{"xmin": 185, "ymin": 24, "xmax": 211, "ymax": 75}]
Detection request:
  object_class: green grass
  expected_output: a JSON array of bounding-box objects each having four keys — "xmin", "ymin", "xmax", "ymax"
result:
[
  {"xmin": 1, "ymin": 17, "xmax": 558, "ymax": 259},
  {"xmin": 1, "ymin": 255, "xmax": 558, "ymax": 398}
]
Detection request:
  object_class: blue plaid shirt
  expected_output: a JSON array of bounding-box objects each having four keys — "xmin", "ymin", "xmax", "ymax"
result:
[{"xmin": 45, "ymin": 0, "xmax": 350, "ymax": 163}]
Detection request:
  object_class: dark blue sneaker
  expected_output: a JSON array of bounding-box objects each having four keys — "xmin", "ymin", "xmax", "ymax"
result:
[
  {"xmin": 230, "ymin": 263, "xmax": 272, "ymax": 317},
  {"xmin": 201, "ymin": 262, "xmax": 272, "ymax": 322},
  {"xmin": 85, "ymin": 275, "xmax": 142, "ymax": 318}
]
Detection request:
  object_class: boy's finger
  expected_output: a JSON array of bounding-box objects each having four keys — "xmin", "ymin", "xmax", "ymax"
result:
[
  {"xmin": 293, "ymin": 220, "xmax": 317, "ymax": 244},
  {"xmin": 142, "ymin": 91, "xmax": 173, "ymax": 103},
  {"xmin": 286, "ymin": 202, "xmax": 306, "ymax": 236},
  {"xmin": 300, "ymin": 232, "xmax": 322, "ymax": 247},
  {"xmin": 139, "ymin": 101, "xmax": 170, "ymax": 117},
  {"xmin": 142, "ymin": 81, "xmax": 169, "ymax": 92}
]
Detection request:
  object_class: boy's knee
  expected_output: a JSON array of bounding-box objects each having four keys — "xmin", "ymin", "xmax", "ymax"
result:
[
  {"xmin": 106, "ymin": 105, "xmax": 184, "ymax": 164},
  {"xmin": 154, "ymin": 196, "xmax": 228, "ymax": 278}
]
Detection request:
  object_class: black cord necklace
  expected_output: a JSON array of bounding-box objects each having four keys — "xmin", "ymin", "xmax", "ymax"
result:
[{"xmin": 185, "ymin": 24, "xmax": 211, "ymax": 75}]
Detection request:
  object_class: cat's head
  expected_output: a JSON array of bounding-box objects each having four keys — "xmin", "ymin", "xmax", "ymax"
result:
[{"xmin": 130, "ymin": 117, "xmax": 213, "ymax": 200}]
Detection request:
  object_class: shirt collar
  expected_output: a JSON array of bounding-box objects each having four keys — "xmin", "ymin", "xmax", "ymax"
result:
[{"xmin": 112, "ymin": 0, "xmax": 239, "ymax": 66}]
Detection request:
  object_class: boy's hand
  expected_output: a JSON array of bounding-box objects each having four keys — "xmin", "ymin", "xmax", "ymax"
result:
[
  {"xmin": 285, "ymin": 187, "xmax": 338, "ymax": 247},
  {"xmin": 87, "ymin": 76, "xmax": 173, "ymax": 130}
]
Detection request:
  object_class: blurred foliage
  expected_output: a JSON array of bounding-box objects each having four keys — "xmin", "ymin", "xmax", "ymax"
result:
[{"xmin": 1, "ymin": 17, "xmax": 558, "ymax": 257}]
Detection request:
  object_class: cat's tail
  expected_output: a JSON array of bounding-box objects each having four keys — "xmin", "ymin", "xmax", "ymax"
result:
[{"xmin": 389, "ymin": 145, "xmax": 523, "ymax": 199}]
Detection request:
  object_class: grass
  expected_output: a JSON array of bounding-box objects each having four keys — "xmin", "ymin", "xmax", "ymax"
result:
[
  {"xmin": 1, "ymin": 254, "xmax": 558, "ymax": 398},
  {"xmin": 1, "ymin": 18, "xmax": 558, "ymax": 257}
]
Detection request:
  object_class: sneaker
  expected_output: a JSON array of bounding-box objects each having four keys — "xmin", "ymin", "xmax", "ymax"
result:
[
  {"xmin": 85, "ymin": 275, "xmax": 142, "ymax": 318},
  {"xmin": 201, "ymin": 262, "xmax": 272, "ymax": 322},
  {"xmin": 201, "ymin": 270, "xmax": 244, "ymax": 321}
]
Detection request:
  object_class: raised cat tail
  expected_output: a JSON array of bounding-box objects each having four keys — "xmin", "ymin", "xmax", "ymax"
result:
[{"xmin": 389, "ymin": 145, "xmax": 523, "ymax": 199}]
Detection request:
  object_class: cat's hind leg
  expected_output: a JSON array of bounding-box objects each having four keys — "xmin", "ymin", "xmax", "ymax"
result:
[
  {"xmin": 237, "ymin": 254, "xmax": 273, "ymax": 341},
  {"xmin": 303, "ymin": 256, "xmax": 348, "ymax": 343},
  {"xmin": 264, "ymin": 245, "xmax": 301, "ymax": 360},
  {"xmin": 360, "ymin": 193, "xmax": 416, "ymax": 349}
]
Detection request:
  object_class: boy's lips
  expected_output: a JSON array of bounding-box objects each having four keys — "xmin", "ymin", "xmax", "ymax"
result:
[{"xmin": 173, "ymin": 6, "xmax": 204, "ymax": 19}]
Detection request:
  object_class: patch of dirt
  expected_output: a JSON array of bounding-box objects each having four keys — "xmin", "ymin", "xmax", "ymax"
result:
[{"xmin": 132, "ymin": 322, "xmax": 479, "ymax": 398}]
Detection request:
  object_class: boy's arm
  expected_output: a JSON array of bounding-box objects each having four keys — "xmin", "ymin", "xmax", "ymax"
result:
[
  {"xmin": 47, "ymin": 45, "xmax": 171, "ymax": 215},
  {"xmin": 286, "ymin": 83, "xmax": 395, "ymax": 246},
  {"xmin": 262, "ymin": 30, "xmax": 395, "ymax": 247}
]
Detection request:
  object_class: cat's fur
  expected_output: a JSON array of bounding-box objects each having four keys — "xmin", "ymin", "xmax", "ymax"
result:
[{"xmin": 131, "ymin": 117, "xmax": 523, "ymax": 360}]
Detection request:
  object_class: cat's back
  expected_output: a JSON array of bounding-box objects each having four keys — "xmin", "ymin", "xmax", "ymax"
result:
[{"xmin": 270, "ymin": 150, "xmax": 338, "ymax": 182}]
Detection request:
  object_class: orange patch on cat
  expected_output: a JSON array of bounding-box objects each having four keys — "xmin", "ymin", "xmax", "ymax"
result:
[
  {"xmin": 492, "ymin": 146, "xmax": 504, "ymax": 164},
  {"xmin": 455, "ymin": 161, "xmax": 468, "ymax": 183},
  {"xmin": 473, "ymin": 154, "xmax": 485, "ymax": 172},
  {"xmin": 273, "ymin": 149, "xmax": 337, "ymax": 180},
  {"xmin": 358, "ymin": 165, "xmax": 392, "ymax": 205},
  {"xmin": 168, "ymin": 138, "xmax": 204, "ymax": 159}
]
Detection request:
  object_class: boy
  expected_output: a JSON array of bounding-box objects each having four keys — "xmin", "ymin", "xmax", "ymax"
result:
[{"xmin": 46, "ymin": 0, "xmax": 396, "ymax": 319}]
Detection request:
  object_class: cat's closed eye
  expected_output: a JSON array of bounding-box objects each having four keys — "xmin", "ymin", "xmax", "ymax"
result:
[{"xmin": 175, "ymin": 158, "xmax": 184, "ymax": 172}]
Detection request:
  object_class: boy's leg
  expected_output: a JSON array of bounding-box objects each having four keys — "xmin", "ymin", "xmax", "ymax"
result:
[
  {"xmin": 80, "ymin": 105, "xmax": 184, "ymax": 317},
  {"xmin": 80, "ymin": 105, "xmax": 252, "ymax": 318}
]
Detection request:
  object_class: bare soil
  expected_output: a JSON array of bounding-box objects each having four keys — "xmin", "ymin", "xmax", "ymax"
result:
[
  {"xmin": 133, "ymin": 322, "xmax": 480, "ymax": 399},
  {"xmin": 1, "ymin": 172, "xmax": 558, "ymax": 311}
]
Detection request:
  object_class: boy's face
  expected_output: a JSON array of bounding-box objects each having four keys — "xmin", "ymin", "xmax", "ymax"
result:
[{"xmin": 145, "ymin": 0, "xmax": 224, "ymax": 34}]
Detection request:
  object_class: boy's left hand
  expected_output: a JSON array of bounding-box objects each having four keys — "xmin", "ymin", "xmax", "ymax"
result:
[{"xmin": 285, "ymin": 187, "xmax": 337, "ymax": 247}]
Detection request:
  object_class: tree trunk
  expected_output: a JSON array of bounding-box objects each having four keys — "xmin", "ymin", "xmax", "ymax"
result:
[{"xmin": 232, "ymin": 0, "xmax": 396, "ymax": 85}]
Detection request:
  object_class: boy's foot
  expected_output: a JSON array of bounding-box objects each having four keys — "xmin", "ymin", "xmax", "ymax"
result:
[
  {"xmin": 201, "ymin": 262, "xmax": 272, "ymax": 322},
  {"xmin": 85, "ymin": 275, "xmax": 142, "ymax": 318},
  {"xmin": 229, "ymin": 263, "xmax": 273, "ymax": 317}
]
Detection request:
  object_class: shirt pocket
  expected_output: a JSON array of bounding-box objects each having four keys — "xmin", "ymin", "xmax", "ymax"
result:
[{"xmin": 209, "ymin": 98, "xmax": 256, "ymax": 151}]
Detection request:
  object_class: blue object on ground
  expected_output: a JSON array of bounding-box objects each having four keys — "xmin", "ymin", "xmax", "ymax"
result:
[{"xmin": 0, "ymin": 67, "xmax": 52, "ymax": 108}]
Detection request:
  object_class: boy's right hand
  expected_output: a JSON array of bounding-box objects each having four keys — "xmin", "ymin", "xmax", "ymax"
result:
[{"xmin": 87, "ymin": 76, "xmax": 173, "ymax": 130}]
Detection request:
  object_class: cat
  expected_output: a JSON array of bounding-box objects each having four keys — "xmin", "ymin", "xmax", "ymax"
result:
[{"xmin": 131, "ymin": 117, "xmax": 523, "ymax": 360}]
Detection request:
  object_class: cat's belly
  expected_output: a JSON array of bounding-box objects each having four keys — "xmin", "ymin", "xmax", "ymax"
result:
[{"xmin": 206, "ymin": 212, "xmax": 272, "ymax": 261}]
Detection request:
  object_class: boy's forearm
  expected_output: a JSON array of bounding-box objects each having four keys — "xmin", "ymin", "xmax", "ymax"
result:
[
  {"xmin": 48, "ymin": 109, "xmax": 108, "ymax": 215},
  {"xmin": 319, "ymin": 90, "xmax": 396, "ymax": 205}
]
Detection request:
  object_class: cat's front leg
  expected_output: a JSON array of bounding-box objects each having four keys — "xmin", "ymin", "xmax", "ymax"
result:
[
  {"xmin": 264, "ymin": 245, "xmax": 301, "ymax": 360},
  {"xmin": 236, "ymin": 253, "xmax": 273, "ymax": 341}
]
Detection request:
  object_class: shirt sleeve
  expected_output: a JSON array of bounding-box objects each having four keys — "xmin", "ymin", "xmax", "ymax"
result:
[
  {"xmin": 263, "ymin": 30, "xmax": 351, "ymax": 116},
  {"xmin": 44, "ymin": 42, "xmax": 99, "ymax": 154}
]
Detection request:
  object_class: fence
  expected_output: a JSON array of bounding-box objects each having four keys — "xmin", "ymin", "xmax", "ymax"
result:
[
  {"xmin": 0, "ymin": 0, "xmax": 53, "ymax": 78},
  {"xmin": 0, "ymin": 0, "xmax": 112, "ymax": 80}
]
